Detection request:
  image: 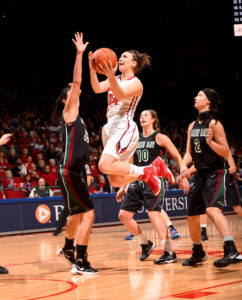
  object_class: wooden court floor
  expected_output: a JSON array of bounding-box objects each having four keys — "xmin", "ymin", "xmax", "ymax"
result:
[{"xmin": 0, "ymin": 214, "xmax": 241, "ymax": 300}]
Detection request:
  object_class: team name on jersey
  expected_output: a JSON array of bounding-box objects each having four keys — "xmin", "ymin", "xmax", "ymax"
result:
[
  {"xmin": 191, "ymin": 128, "xmax": 207, "ymax": 137},
  {"xmin": 137, "ymin": 141, "xmax": 155, "ymax": 149}
]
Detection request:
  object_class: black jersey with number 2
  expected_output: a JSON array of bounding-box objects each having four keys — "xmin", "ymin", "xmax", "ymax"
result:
[{"xmin": 190, "ymin": 120, "xmax": 225, "ymax": 171}]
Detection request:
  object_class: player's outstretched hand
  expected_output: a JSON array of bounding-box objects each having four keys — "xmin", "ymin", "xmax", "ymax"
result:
[{"xmin": 72, "ymin": 32, "xmax": 89, "ymax": 54}]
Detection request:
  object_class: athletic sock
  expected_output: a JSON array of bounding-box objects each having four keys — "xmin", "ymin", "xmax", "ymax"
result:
[
  {"xmin": 129, "ymin": 164, "xmax": 144, "ymax": 176},
  {"xmin": 162, "ymin": 239, "xmax": 173, "ymax": 254},
  {"xmin": 193, "ymin": 241, "xmax": 202, "ymax": 245},
  {"xmin": 167, "ymin": 222, "xmax": 174, "ymax": 231},
  {"xmin": 64, "ymin": 237, "xmax": 74, "ymax": 250},
  {"xmin": 76, "ymin": 245, "xmax": 88, "ymax": 260},
  {"xmin": 223, "ymin": 236, "xmax": 233, "ymax": 243}
]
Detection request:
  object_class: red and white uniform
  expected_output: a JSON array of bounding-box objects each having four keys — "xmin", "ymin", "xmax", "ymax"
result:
[{"xmin": 102, "ymin": 76, "xmax": 142, "ymax": 161}]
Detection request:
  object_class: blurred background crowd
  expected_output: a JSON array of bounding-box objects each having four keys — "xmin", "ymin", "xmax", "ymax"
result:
[{"xmin": 0, "ymin": 67, "xmax": 241, "ymax": 199}]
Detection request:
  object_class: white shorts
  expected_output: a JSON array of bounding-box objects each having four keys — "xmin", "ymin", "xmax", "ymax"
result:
[{"xmin": 102, "ymin": 120, "xmax": 139, "ymax": 161}]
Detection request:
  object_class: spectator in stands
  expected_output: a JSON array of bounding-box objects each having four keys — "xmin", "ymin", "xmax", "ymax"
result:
[
  {"xmin": 28, "ymin": 163, "xmax": 40, "ymax": 183},
  {"xmin": 35, "ymin": 152, "xmax": 44, "ymax": 163},
  {"xmin": 11, "ymin": 158, "xmax": 28, "ymax": 177},
  {"xmin": 19, "ymin": 130, "xmax": 31, "ymax": 151},
  {"xmin": 44, "ymin": 143, "xmax": 57, "ymax": 161},
  {"xmin": 0, "ymin": 157, "xmax": 10, "ymax": 174},
  {"xmin": 98, "ymin": 174, "xmax": 112, "ymax": 193},
  {"xmin": 33, "ymin": 137, "xmax": 44, "ymax": 151},
  {"xmin": 24, "ymin": 155, "xmax": 33, "ymax": 171},
  {"xmin": 41, "ymin": 164, "xmax": 57, "ymax": 187},
  {"xmin": 55, "ymin": 141, "xmax": 62, "ymax": 154},
  {"xmin": 49, "ymin": 132, "xmax": 57, "ymax": 145},
  {"xmin": 29, "ymin": 177, "xmax": 53, "ymax": 198},
  {"xmin": 36, "ymin": 159, "xmax": 46, "ymax": 175},
  {"xmin": 88, "ymin": 176, "xmax": 100, "ymax": 194},
  {"xmin": 7, "ymin": 147, "xmax": 17, "ymax": 167},
  {"xmin": 20, "ymin": 147, "xmax": 29, "ymax": 163},
  {"xmin": 2, "ymin": 169, "xmax": 15, "ymax": 189},
  {"xmin": 49, "ymin": 158, "xmax": 57, "ymax": 175},
  {"xmin": 88, "ymin": 153, "xmax": 101, "ymax": 182},
  {"xmin": 23, "ymin": 174, "xmax": 35, "ymax": 197}
]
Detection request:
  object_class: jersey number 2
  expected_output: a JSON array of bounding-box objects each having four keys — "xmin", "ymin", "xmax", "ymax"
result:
[{"xmin": 194, "ymin": 139, "xmax": 201, "ymax": 153}]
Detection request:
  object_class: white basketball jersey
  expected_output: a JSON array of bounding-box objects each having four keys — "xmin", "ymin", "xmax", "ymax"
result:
[{"xmin": 106, "ymin": 76, "xmax": 142, "ymax": 124}]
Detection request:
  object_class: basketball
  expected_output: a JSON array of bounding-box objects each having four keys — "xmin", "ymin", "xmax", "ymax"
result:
[{"xmin": 92, "ymin": 48, "xmax": 117, "ymax": 74}]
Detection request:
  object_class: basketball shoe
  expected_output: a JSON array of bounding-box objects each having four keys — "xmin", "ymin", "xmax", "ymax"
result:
[
  {"xmin": 182, "ymin": 244, "xmax": 208, "ymax": 266},
  {"xmin": 151, "ymin": 156, "xmax": 175, "ymax": 184},
  {"xmin": 0, "ymin": 265, "xmax": 8, "ymax": 274},
  {"xmin": 71, "ymin": 255, "xmax": 99, "ymax": 275},
  {"xmin": 170, "ymin": 228, "xmax": 181, "ymax": 240},
  {"xmin": 140, "ymin": 240, "xmax": 156, "ymax": 261},
  {"xmin": 213, "ymin": 241, "xmax": 242, "ymax": 268},
  {"xmin": 124, "ymin": 232, "xmax": 136, "ymax": 240},
  {"xmin": 56, "ymin": 248, "xmax": 76, "ymax": 265},
  {"xmin": 154, "ymin": 251, "xmax": 178, "ymax": 264},
  {"xmin": 139, "ymin": 165, "xmax": 161, "ymax": 196}
]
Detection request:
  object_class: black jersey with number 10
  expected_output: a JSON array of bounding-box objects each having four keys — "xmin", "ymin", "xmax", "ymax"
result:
[{"xmin": 134, "ymin": 131, "xmax": 166, "ymax": 167}]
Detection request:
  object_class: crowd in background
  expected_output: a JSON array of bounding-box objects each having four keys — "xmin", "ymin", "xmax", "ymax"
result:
[{"xmin": 0, "ymin": 72, "xmax": 241, "ymax": 199}]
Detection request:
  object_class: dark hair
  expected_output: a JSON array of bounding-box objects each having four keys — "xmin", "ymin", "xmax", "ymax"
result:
[
  {"xmin": 128, "ymin": 50, "xmax": 151, "ymax": 74},
  {"xmin": 51, "ymin": 86, "xmax": 71, "ymax": 124},
  {"xmin": 198, "ymin": 88, "xmax": 222, "ymax": 125}
]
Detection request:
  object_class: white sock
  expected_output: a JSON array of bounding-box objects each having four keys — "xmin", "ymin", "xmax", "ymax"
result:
[
  {"xmin": 162, "ymin": 239, "xmax": 173, "ymax": 254},
  {"xmin": 193, "ymin": 241, "xmax": 202, "ymax": 245},
  {"xmin": 167, "ymin": 221, "xmax": 172, "ymax": 228},
  {"xmin": 136, "ymin": 232, "xmax": 148, "ymax": 245},
  {"xmin": 201, "ymin": 224, "xmax": 207, "ymax": 228},
  {"xmin": 129, "ymin": 164, "xmax": 144, "ymax": 176},
  {"xmin": 223, "ymin": 236, "xmax": 233, "ymax": 242}
]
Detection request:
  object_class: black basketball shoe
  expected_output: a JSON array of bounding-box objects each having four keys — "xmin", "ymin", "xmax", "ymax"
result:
[
  {"xmin": 182, "ymin": 244, "xmax": 208, "ymax": 266},
  {"xmin": 56, "ymin": 248, "xmax": 75, "ymax": 265},
  {"xmin": 0, "ymin": 265, "xmax": 8, "ymax": 274},
  {"xmin": 71, "ymin": 258, "xmax": 99, "ymax": 275},
  {"xmin": 213, "ymin": 241, "xmax": 242, "ymax": 268},
  {"xmin": 154, "ymin": 251, "xmax": 178, "ymax": 264},
  {"xmin": 140, "ymin": 240, "xmax": 156, "ymax": 261}
]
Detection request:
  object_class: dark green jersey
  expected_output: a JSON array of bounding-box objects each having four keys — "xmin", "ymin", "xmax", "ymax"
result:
[{"xmin": 134, "ymin": 131, "xmax": 166, "ymax": 166}]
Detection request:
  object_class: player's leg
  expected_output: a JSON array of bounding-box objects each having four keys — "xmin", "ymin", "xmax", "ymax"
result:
[
  {"xmin": 182, "ymin": 173, "xmax": 208, "ymax": 266},
  {"xmin": 119, "ymin": 181, "xmax": 155, "ymax": 261},
  {"xmin": 200, "ymin": 214, "xmax": 208, "ymax": 241},
  {"xmin": 160, "ymin": 209, "xmax": 181, "ymax": 240},
  {"xmin": 205, "ymin": 170, "xmax": 242, "ymax": 267},
  {"xmin": 148, "ymin": 210, "xmax": 177, "ymax": 264}
]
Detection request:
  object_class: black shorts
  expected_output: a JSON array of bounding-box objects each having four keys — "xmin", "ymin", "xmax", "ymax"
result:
[
  {"xmin": 187, "ymin": 169, "xmax": 229, "ymax": 216},
  {"xmin": 120, "ymin": 179, "xmax": 166, "ymax": 213},
  {"xmin": 226, "ymin": 175, "xmax": 242, "ymax": 208},
  {"xmin": 57, "ymin": 166, "xmax": 94, "ymax": 215}
]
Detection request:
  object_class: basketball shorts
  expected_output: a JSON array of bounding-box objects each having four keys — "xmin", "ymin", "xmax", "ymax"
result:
[
  {"xmin": 226, "ymin": 175, "xmax": 242, "ymax": 207},
  {"xmin": 120, "ymin": 179, "xmax": 166, "ymax": 212},
  {"xmin": 102, "ymin": 120, "xmax": 139, "ymax": 161},
  {"xmin": 187, "ymin": 169, "xmax": 229, "ymax": 216},
  {"xmin": 57, "ymin": 166, "xmax": 94, "ymax": 215}
]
